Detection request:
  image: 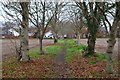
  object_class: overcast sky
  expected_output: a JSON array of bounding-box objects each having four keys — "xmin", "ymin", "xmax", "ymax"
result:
[{"xmin": 0, "ymin": 5, "xmax": 4, "ymax": 21}]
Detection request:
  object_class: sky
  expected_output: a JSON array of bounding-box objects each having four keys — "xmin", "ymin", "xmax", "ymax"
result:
[
  {"xmin": 0, "ymin": 16, "xmax": 4, "ymax": 22},
  {"xmin": 0, "ymin": 6, "xmax": 4, "ymax": 22}
]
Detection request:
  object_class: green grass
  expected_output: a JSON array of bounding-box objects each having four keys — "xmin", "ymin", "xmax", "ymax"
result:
[
  {"xmin": 58, "ymin": 39, "xmax": 106, "ymax": 62},
  {"xmin": 29, "ymin": 48, "xmax": 41, "ymax": 59},
  {"xmin": 58, "ymin": 39, "xmax": 87, "ymax": 62},
  {"xmin": 29, "ymin": 39, "xmax": 78, "ymax": 59},
  {"xmin": 88, "ymin": 53, "xmax": 107, "ymax": 64},
  {"xmin": 65, "ymin": 44, "xmax": 87, "ymax": 62},
  {"xmin": 4, "ymin": 70, "xmax": 16, "ymax": 75},
  {"xmin": 29, "ymin": 45, "xmax": 62, "ymax": 59},
  {"xmin": 58, "ymin": 39, "xmax": 76, "ymax": 45},
  {"xmin": 29, "ymin": 39, "xmax": 84, "ymax": 60},
  {"xmin": 45, "ymin": 45, "xmax": 62, "ymax": 57},
  {"xmin": 89, "ymin": 61, "xmax": 97, "ymax": 64},
  {"xmin": 3, "ymin": 57, "xmax": 19, "ymax": 67},
  {"xmin": 29, "ymin": 39, "xmax": 106, "ymax": 62},
  {"xmin": 95, "ymin": 52, "xmax": 107, "ymax": 61}
]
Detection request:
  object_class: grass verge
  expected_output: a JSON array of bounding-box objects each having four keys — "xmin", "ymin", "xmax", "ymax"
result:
[
  {"xmin": 28, "ymin": 39, "xmax": 107, "ymax": 63},
  {"xmin": 29, "ymin": 44, "xmax": 62, "ymax": 59}
]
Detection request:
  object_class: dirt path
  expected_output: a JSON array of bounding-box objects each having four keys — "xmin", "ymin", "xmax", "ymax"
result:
[{"xmin": 54, "ymin": 42, "xmax": 68, "ymax": 78}]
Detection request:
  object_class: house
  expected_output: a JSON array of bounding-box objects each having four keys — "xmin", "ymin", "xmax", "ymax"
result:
[
  {"xmin": 0, "ymin": 27, "xmax": 15, "ymax": 38},
  {"xmin": 28, "ymin": 27, "xmax": 54, "ymax": 38},
  {"xmin": 79, "ymin": 26, "xmax": 108, "ymax": 38},
  {"xmin": 97, "ymin": 27, "xmax": 107, "ymax": 38}
]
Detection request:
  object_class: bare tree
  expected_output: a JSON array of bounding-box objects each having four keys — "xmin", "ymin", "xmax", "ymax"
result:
[
  {"xmin": 2, "ymin": 2, "xmax": 30, "ymax": 61},
  {"xmin": 58, "ymin": 21, "xmax": 75, "ymax": 39},
  {"xmin": 75, "ymin": 1, "xmax": 102, "ymax": 56},
  {"xmin": 49, "ymin": 2, "xmax": 66, "ymax": 43},
  {"xmin": 98, "ymin": 2, "xmax": 115, "ymax": 36},
  {"xmin": 97, "ymin": 1, "xmax": 120, "ymax": 73},
  {"xmin": 68, "ymin": 5, "xmax": 84, "ymax": 45},
  {"xmin": 29, "ymin": 1, "xmax": 54, "ymax": 54},
  {"xmin": 19, "ymin": 2, "xmax": 30, "ymax": 61},
  {"xmin": 106, "ymin": 1, "xmax": 120, "ymax": 74}
]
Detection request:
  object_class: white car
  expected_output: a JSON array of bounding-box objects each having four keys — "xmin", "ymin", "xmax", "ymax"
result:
[{"xmin": 44, "ymin": 31, "xmax": 54, "ymax": 39}]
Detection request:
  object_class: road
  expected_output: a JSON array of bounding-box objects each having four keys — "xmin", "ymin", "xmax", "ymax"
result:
[
  {"xmin": 1, "ymin": 38, "xmax": 119, "ymax": 60},
  {"xmin": 1, "ymin": 39, "xmax": 54, "ymax": 60},
  {"xmin": 80, "ymin": 38, "xmax": 118, "ymax": 57}
]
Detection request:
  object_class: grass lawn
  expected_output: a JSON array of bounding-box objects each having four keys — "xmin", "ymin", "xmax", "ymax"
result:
[
  {"xmin": 29, "ymin": 45, "xmax": 62, "ymax": 59},
  {"xmin": 2, "ymin": 39, "xmax": 118, "ymax": 78},
  {"xmin": 29, "ymin": 39, "xmax": 107, "ymax": 61}
]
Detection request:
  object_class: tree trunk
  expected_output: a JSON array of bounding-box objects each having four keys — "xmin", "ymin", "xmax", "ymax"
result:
[
  {"xmin": 84, "ymin": 18, "xmax": 98, "ymax": 57},
  {"xmin": 117, "ymin": 2, "xmax": 120, "ymax": 76},
  {"xmin": 39, "ymin": 38, "xmax": 44, "ymax": 54},
  {"xmin": 20, "ymin": 27, "xmax": 30, "ymax": 61},
  {"xmin": 19, "ymin": 2, "xmax": 30, "ymax": 61},
  {"xmin": 106, "ymin": 25, "xmax": 116, "ymax": 74},
  {"xmin": 85, "ymin": 33, "xmax": 96, "ymax": 56},
  {"xmin": 54, "ymin": 37, "xmax": 58, "ymax": 44},
  {"xmin": 118, "ymin": 35, "xmax": 120, "ymax": 77},
  {"xmin": 106, "ymin": 19, "xmax": 118, "ymax": 74},
  {"xmin": 77, "ymin": 33, "xmax": 81, "ymax": 45},
  {"xmin": 37, "ymin": 29, "xmax": 44, "ymax": 55},
  {"xmin": 106, "ymin": 1, "xmax": 120, "ymax": 74},
  {"xmin": 53, "ymin": 33, "xmax": 58, "ymax": 44},
  {"xmin": 118, "ymin": 22, "xmax": 120, "ymax": 77},
  {"xmin": 61, "ymin": 34, "xmax": 64, "ymax": 40}
]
